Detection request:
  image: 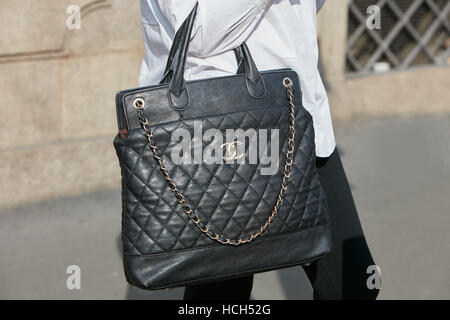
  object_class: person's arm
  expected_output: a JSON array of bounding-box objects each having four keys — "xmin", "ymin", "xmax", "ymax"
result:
[{"xmin": 153, "ymin": 0, "xmax": 271, "ymax": 57}]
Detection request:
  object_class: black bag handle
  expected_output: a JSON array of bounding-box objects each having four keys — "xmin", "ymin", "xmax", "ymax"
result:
[{"xmin": 160, "ymin": 3, "xmax": 266, "ymax": 110}]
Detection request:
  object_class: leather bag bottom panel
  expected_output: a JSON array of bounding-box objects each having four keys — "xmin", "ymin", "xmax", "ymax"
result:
[{"xmin": 123, "ymin": 222, "xmax": 331, "ymax": 289}]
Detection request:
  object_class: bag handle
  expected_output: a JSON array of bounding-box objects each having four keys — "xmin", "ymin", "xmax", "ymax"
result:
[
  {"xmin": 159, "ymin": 3, "xmax": 266, "ymax": 110},
  {"xmin": 133, "ymin": 77, "xmax": 296, "ymax": 246}
]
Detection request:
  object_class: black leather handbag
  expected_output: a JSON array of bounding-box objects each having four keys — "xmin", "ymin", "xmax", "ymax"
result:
[{"xmin": 113, "ymin": 4, "xmax": 331, "ymax": 290}]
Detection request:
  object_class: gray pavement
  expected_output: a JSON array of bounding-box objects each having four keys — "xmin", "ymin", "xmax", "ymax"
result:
[{"xmin": 1, "ymin": 113, "xmax": 449, "ymax": 299}]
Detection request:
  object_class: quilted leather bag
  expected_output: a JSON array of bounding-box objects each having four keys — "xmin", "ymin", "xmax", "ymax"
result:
[{"xmin": 113, "ymin": 4, "xmax": 331, "ymax": 290}]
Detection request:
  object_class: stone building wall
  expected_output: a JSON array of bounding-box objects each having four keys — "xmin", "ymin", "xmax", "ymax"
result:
[
  {"xmin": 0, "ymin": 0, "xmax": 448, "ymax": 209},
  {"xmin": 0, "ymin": 0, "xmax": 143, "ymax": 208}
]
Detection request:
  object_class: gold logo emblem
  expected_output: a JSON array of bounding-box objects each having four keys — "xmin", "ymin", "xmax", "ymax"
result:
[{"xmin": 221, "ymin": 140, "xmax": 244, "ymax": 161}]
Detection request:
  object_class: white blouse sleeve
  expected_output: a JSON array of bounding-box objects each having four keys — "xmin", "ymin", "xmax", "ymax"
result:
[{"xmin": 153, "ymin": 0, "xmax": 271, "ymax": 57}]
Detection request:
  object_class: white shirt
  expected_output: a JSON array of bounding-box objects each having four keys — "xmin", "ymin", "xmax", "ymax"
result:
[{"xmin": 138, "ymin": 0, "xmax": 336, "ymax": 157}]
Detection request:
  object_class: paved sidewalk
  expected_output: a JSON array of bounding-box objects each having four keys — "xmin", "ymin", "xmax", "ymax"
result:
[{"xmin": 1, "ymin": 114, "xmax": 449, "ymax": 299}]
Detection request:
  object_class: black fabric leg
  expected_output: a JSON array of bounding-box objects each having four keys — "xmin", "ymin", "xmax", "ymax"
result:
[{"xmin": 302, "ymin": 147, "xmax": 380, "ymax": 300}]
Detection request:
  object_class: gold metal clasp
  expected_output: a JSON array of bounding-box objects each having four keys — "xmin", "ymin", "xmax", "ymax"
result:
[
  {"xmin": 133, "ymin": 97, "xmax": 145, "ymax": 109},
  {"xmin": 221, "ymin": 140, "xmax": 244, "ymax": 162}
]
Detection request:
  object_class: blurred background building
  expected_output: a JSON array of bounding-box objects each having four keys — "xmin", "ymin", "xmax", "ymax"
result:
[{"xmin": 0, "ymin": 0, "xmax": 448, "ymax": 208}]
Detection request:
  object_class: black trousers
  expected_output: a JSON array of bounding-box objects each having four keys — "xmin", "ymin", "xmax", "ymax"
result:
[{"xmin": 183, "ymin": 147, "xmax": 380, "ymax": 300}]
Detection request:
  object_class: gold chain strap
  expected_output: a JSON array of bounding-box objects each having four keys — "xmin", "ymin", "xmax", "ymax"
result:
[{"xmin": 133, "ymin": 78, "xmax": 296, "ymax": 246}]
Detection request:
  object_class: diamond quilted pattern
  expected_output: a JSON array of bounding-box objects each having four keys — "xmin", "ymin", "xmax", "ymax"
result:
[{"xmin": 114, "ymin": 104, "xmax": 329, "ymax": 256}]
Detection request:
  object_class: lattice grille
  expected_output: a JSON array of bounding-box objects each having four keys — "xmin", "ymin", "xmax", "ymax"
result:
[{"xmin": 346, "ymin": 0, "xmax": 450, "ymax": 75}]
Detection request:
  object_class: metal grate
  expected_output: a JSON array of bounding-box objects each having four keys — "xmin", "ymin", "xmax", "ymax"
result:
[{"xmin": 346, "ymin": 0, "xmax": 450, "ymax": 76}]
